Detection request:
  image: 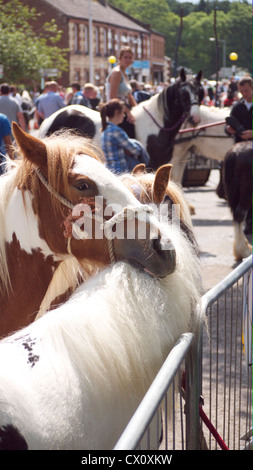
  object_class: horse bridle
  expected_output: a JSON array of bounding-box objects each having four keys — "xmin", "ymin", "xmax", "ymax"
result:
[
  {"xmin": 34, "ymin": 166, "xmax": 154, "ymax": 262},
  {"xmin": 177, "ymin": 82, "xmax": 200, "ymax": 112},
  {"xmin": 143, "ymin": 81, "xmax": 200, "ymax": 133}
]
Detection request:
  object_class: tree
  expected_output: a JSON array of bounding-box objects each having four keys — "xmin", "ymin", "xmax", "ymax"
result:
[
  {"xmin": 110, "ymin": 0, "xmax": 251, "ymax": 77},
  {"xmin": 225, "ymin": 2, "xmax": 252, "ymax": 73},
  {"xmin": 0, "ymin": 0, "xmax": 68, "ymax": 85}
]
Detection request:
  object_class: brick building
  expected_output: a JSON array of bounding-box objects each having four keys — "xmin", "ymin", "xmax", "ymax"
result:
[{"xmin": 20, "ymin": 0, "xmax": 169, "ymax": 86}]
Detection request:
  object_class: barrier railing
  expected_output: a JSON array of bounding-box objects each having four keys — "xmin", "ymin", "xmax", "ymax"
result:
[
  {"xmin": 114, "ymin": 255, "xmax": 252, "ymax": 450},
  {"xmin": 200, "ymin": 255, "xmax": 252, "ymax": 450}
]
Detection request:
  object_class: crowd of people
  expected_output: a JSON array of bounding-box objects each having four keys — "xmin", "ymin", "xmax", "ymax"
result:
[{"xmin": 0, "ymin": 45, "xmax": 252, "ymax": 176}]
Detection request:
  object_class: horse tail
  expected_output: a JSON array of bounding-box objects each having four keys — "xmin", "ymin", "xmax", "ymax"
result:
[
  {"xmin": 223, "ymin": 143, "xmax": 251, "ymax": 223},
  {"xmin": 223, "ymin": 147, "xmax": 240, "ymax": 219}
]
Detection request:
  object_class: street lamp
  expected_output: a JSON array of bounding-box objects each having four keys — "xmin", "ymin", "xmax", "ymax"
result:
[
  {"xmin": 229, "ymin": 52, "xmax": 238, "ymax": 76},
  {"xmin": 209, "ymin": 37, "xmax": 226, "ymax": 69}
]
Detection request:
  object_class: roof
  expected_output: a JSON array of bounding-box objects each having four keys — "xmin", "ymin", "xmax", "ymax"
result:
[{"xmin": 43, "ymin": 0, "xmax": 149, "ymax": 33}]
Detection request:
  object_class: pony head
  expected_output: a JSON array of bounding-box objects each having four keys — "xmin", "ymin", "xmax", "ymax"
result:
[
  {"xmin": 121, "ymin": 163, "xmax": 199, "ymax": 254},
  {"xmin": 12, "ymin": 124, "xmax": 176, "ymax": 278}
]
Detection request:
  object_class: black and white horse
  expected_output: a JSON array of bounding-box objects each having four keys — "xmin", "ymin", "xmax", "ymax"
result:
[
  {"xmin": 222, "ymin": 140, "xmax": 252, "ymax": 261},
  {"xmin": 39, "ymin": 69, "xmax": 203, "ymax": 170}
]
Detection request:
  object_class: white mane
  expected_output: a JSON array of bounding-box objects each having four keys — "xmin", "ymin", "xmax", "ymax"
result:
[
  {"xmin": 0, "ymin": 168, "xmax": 19, "ymax": 293},
  {"xmin": 0, "ymin": 222, "xmax": 203, "ymax": 449}
]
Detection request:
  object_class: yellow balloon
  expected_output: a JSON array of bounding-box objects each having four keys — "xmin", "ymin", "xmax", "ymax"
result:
[
  {"xmin": 229, "ymin": 52, "xmax": 238, "ymax": 61},
  {"xmin": 108, "ymin": 55, "xmax": 116, "ymax": 64}
]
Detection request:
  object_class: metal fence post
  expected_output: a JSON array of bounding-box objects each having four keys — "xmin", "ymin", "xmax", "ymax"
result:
[{"xmin": 185, "ymin": 333, "xmax": 201, "ymax": 449}]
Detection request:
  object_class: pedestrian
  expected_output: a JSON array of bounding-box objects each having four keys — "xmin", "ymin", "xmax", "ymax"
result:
[
  {"xmin": 225, "ymin": 75, "xmax": 252, "ymax": 234},
  {"xmin": 68, "ymin": 82, "xmax": 90, "ymax": 107},
  {"xmin": 0, "ymin": 83, "xmax": 26, "ymax": 132},
  {"xmin": 34, "ymin": 82, "xmax": 50, "ymax": 129},
  {"xmin": 129, "ymin": 80, "xmax": 151, "ymax": 104},
  {"xmin": 105, "ymin": 46, "xmax": 137, "ymax": 137},
  {"xmin": 9, "ymin": 86, "xmax": 22, "ymax": 107},
  {"xmin": 83, "ymin": 83, "xmax": 100, "ymax": 110},
  {"xmin": 100, "ymin": 98, "xmax": 149, "ymax": 174},
  {"xmin": 21, "ymin": 90, "xmax": 35, "ymax": 132},
  {"xmin": 0, "ymin": 113, "xmax": 14, "ymax": 174},
  {"xmin": 225, "ymin": 76, "xmax": 252, "ymax": 143},
  {"xmin": 227, "ymin": 76, "xmax": 238, "ymax": 102},
  {"xmin": 37, "ymin": 81, "xmax": 64, "ymax": 121}
]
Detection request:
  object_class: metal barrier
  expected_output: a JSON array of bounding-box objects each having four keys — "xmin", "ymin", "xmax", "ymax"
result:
[
  {"xmin": 114, "ymin": 332, "xmax": 199, "ymax": 450},
  {"xmin": 201, "ymin": 255, "xmax": 252, "ymax": 450},
  {"xmin": 114, "ymin": 255, "xmax": 252, "ymax": 450}
]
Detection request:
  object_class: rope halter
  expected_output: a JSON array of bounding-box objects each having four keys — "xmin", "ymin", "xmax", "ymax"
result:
[{"xmin": 34, "ymin": 167, "xmax": 154, "ymax": 263}]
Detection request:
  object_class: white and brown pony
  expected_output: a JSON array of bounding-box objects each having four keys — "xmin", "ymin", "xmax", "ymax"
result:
[
  {"xmin": 37, "ymin": 163, "xmax": 199, "ymax": 317},
  {"xmin": 39, "ymin": 69, "xmax": 203, "ymax": 170},
  {"xmin": 0, "ymin": 223, "xmax": 203, "ymax": 449},
  {"xmin": 0, "ymin": 124, "xmax": 177, "ymax": 338}
]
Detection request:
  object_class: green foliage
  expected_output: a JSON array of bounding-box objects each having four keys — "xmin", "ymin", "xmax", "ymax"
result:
[
  {"xmin": 0, "ymin": 0, "xmax": 68, "ymax": 84},
  {"xmin": 110, "ymin": 0, "xmax": 252, "ymax": 77}
]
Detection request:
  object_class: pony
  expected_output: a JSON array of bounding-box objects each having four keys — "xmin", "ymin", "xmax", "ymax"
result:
[
  {"xmin": 0, "ymin": 124, "xmax": 177, "ymax": 338},
  {"xmin": 222, "ymin": 141, "xmax": 252, "ymax": 261},
  {"xmin": 0, "ymin": 223, "xmax": 203, "ymax": 449},
  {"xmin": 121, "ymin": 163, "xmax": 199, "ymax": 253},
  {"xmin": 171, "ymin": 105, "xmax": 233, "ymax": 184},
  {"xmin": 39, "ymin": 69, "xmax": 203, "ymax": 170},
  {"xmin": 36, "ymin": 163, "xmax": 199, "ymax": 318}
]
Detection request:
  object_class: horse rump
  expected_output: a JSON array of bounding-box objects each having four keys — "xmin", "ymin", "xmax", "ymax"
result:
[{"xmin": 46, "ymin": 108, "xmax": 96, "ymax": 138}]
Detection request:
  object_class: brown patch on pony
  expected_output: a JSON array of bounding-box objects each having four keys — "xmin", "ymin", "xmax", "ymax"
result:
[{"xmin": 0, "ymin": 234, "xmax": 59, "ymax": 338}]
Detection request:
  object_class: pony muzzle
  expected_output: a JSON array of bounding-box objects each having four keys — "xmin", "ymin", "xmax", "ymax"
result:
[{"xmin": 151, "ymin": 234, "xmax": 176, "ymax": 277}]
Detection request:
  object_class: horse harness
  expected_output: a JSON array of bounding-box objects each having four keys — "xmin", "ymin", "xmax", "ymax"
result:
[
  {"xmin": 34, "ymin": 166, "xmax": 153, "ymax": 263},
  {"xmin": 174, "ymin": 119, "xmax": 228, "ymax": 144}
]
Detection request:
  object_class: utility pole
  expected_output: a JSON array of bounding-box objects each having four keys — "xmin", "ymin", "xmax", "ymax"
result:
[{"xmin": 89, "ymin": 0, "xmax": 94, "ymax": 83}]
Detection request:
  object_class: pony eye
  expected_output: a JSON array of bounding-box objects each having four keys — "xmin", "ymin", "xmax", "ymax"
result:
[{"xmin": 75, "ymin": 181, "xmax": 89, "ymax": 191}]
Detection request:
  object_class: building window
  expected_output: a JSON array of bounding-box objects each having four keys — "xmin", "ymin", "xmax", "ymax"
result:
[
  {"xmin": 75, "ymin": 69, "xmax": 80, "ymax": 82},
  {"xmin": 84, "ymin": 25, "xmax": 89, "ymax": 54},
  {"xmin": 74, "ymin": 23, "xmax": 80, "ymax": 53},
  {"xmin": 95, "ymin": 27, "xmax": 100, "ymax": 55},
  {"xmin": 104, "ymin": 28, "xmax": 108, "ymax": 56}
]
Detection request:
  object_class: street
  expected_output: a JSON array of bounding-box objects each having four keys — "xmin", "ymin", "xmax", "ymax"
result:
[{"xmin": 184, "ymin": 169, "xmax": 239, "ymax": 292}]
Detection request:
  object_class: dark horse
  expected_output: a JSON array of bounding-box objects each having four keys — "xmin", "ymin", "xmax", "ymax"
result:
[
  {"xmin": 39, "ymin": 69, "xmax": 203, "ymax": 170},
  {"xmin": 222, "ymin": 140, "xmax": 252, "ymax": 261}
]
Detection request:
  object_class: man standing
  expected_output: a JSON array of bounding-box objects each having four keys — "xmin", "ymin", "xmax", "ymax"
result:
[
  {"xmin": 225, "ymin": 75, "xmax": 252, "ymax": 235},
  {"xmin": 68, "ymin": 82, "xmax": 90, "ymax": 107},
  {"xmin": 0, "ymin": 113, "xmax": 14, "ymax": 174},
  {"xmin": 37, "ymin": 81, "xmax": 64, "ymax": 120},
  {"xmin": 225, "ymin": 76, "xmax": 252, "ymax": 143},
  {"xmin": 0, "ymin": 83, "xmax": 26, "ymax": 131}
]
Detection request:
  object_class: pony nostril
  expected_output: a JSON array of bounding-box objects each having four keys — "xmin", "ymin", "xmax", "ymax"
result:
[{"xmin": 152, "ymin": 235, "xmax": 162, "ymax": 253}]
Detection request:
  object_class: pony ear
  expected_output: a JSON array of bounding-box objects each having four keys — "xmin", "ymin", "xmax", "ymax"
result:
[
  {"xmin": 12, "ymin": 123, "xmax": 47, "ymax": 168},
  {"xmin": 180, "ymin": 68, "xmax": 186, "ymax": 82},
  {"xmin": 196, "ymin": 70, "xmax": 202, "ymax": 82},
  {"xmin": 132, "ymin": 163, "xmax": 146, "ymax": 175},
  {"xmin": 153, "ymin": 164, "xmax": 173, "ymax": 204}
]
